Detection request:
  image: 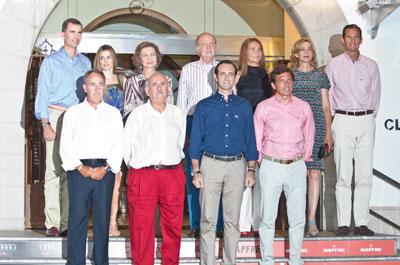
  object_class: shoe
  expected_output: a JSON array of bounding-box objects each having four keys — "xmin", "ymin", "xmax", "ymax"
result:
[
  {"xmin": 336, "ymin": 226, "xmax": 350, "ymax": 236},
  {"xmin": 216, "ymin": 230, "xmax": 224, "ymax": 238},
  {"xmin": 307, "ymin": 220, "xmax": 319, "ymax": 237},
  {"xmin": 109, "ymin": 223, "xmax": 121, "ymax": 237},
  {"xmin": 354, "ymin": 225, "xmax": 374, "ymax": 236},
  {"xmin": 188, "ymin": 229, "xmax": 200, "ymax": 237},
  {"xmin": 60, "ymin": 230, "xmax": 68, "ymax": 237},
  {"xmin": 46, "ymin": 227, "xmax": 60, "ymax": 237}
]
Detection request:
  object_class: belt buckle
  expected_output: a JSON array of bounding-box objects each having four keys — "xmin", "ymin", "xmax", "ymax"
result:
[{"xmin": 154, "ymin": 165, "xmax": 161, "ymax": 170}]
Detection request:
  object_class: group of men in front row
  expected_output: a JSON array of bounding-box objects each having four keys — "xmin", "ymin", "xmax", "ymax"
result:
[{"xmin": 35, "ymin": 18, "xmax": 380, "ymax": 265}]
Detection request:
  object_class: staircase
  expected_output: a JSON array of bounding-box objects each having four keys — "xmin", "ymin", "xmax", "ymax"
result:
[{"xmin": 0, "ymin": 231, "xmax": 399, "ymax": 264}]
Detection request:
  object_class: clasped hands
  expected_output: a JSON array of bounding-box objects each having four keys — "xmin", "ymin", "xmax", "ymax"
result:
[
  {"xmin": 192, "ymin": 171, "xmax": 255, "ymax": 189},
  {"xmin": 78, "ymin": 165, "xmax": 107, "ymax": 180}
]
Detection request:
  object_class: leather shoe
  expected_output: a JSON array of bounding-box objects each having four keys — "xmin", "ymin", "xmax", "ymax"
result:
[
  {"xmin": 60, "ymin": 230, "xmax": 68, "ymax": 237},
  {"xmin": 336, "ymin": 226, "xmax": 349, "ymax": 236},
  {"xmin": 46, "ymin": 227, "xmax": 60, "ymax": 237},
  {"xmin": 354, "ymin": 225, "xmax": 374, "ymax": 236},
  {"xmin": 188, "ymin": 229, "xmax": 200, "ymax": 237}
]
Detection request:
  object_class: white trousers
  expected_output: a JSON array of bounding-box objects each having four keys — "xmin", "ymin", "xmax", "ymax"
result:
[
  {"xmin": 44, "ymin": 108, "xmax": 69, "ymax": 231},
  {"xmin": 259, "ymin": 159, "xmax": 306, "ymax": 265},
  {"xmin": 332, "ymin": 113, "xmax": 375, "ymax": 227}
]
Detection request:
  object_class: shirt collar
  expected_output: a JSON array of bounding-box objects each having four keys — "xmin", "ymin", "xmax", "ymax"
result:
[
  {"xmin": 83, "ymin": 98, "xmax": 106, "ymax": 111},
  {"xmin": 343, "ymin": 51, "xmax": 361, "ymax": 63},
  {"xmin": 145, "ymin": 101, "xmax": 168, "ymax": 114},
  {"xmin": 59, "ymin": 47, "xmax": 81, "ymax": 60},
  {"xmin": 199, "ymin": 58, "xmax": 217, "ymax": 67},
  {"xmin": 273, "ymin": 94, "xmax": 293, "ymax": 105}
]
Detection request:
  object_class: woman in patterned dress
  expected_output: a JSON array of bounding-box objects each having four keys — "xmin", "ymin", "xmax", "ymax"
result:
[
  {"xmin": 123, "ymin": 41, "xmax": 173, "ymax": 120},
  {"xmin": 290, "ymin": 38, "xmax": 333, "ymax": 236},
  {"xmin": 94, "ymin": 44, "xmax": 126, "ymax": 236}
]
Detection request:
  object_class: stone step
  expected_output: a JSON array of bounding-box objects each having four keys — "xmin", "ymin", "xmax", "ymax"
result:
[
  {"xmin": 1, "ymin": 256, "xmax": 400, "ymax": 265},
  {"xmin": 0, "ymin": 234, "xmax": 398, "ymax": 259}
]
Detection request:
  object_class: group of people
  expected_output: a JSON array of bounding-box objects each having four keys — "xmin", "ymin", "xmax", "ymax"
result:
[{"xmin": 35, "ymin": 17, "xmax": 381, "ymax": 265}]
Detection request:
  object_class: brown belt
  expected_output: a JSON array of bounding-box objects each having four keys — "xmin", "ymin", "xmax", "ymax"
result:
[{"xmin": 263, "ymin": 154, "xmax": 303, "ymax": 165}]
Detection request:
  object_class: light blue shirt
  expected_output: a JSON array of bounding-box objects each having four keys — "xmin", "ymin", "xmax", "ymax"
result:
[{"xmin": 35, "ymin": 47, "xmax": 91, "ymax": 119}]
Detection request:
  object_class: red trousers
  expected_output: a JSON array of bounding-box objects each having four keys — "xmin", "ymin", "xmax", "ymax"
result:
[{"xmin": 127, "ymin": 164, "xmax": 186, "ymax": 265}]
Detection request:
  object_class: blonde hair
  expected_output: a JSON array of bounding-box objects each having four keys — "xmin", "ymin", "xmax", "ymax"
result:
[{"xmin": 289, "ymin": 37, "xmax": 317, "ymax": 69}]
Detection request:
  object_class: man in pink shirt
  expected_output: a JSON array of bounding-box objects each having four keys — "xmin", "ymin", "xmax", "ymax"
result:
[
  {"xmin": 325, "ymin": 24, "xmax": 381, "ymax": 237},
  {"xmin": 254, "ymin": 66, "xmax": 314, "ymax": 265}
]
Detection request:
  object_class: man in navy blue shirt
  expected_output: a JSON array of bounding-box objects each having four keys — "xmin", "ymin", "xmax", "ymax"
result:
[{"xmin": 189, "ymin": 60, "xmax": 258, "ymax": 265}]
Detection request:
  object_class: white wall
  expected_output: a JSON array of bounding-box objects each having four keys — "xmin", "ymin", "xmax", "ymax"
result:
[{"xmin": 336, "ymin": 1, "xmax": 400, "ymax": 207}]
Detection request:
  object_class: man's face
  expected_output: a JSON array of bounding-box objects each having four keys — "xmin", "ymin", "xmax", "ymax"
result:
[
  {"xmin": 342, "ymin": 28, "xmax": 362, "ymax": 53},
  {"xmin": 62, "ymin": 23, "xmax": 83, "ymax": 50},
  {"xmin": 145, "ymin": 73, "xmax": 169, "ymax": 105},
  {"xmin": 215, "ymin": 63, "xmax": 236, "ymax": 92},
  {"xmin": 196, "ymin": 34, "xmax": 216, "ymax": 62},
  {"xmin": 272, "ymin": 72, "xmax": 293, "ymax": 98},
  {"xmin": 84, "ymin": 73, "xmax": 105, "ymax": 106}
]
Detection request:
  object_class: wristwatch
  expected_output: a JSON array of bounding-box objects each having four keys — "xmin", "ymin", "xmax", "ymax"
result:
[
  {"xmin": 41, "ymin": 121, "xmax": 51, "ymax": 128},
  {"xmin": 191, "ymin": 170, "xmax": 201, "ymax": 177}
]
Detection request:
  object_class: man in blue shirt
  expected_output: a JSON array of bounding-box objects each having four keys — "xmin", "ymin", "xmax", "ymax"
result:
[
  {"xmin": 189, "ymin": 60, "xmax": 258, "ymax": 265},
  {"xmin": 34, "ymin": 18, "xmax": 91, "ymax": 237}
]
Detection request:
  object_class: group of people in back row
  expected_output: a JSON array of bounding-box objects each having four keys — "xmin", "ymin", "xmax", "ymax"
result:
[{"xmin": 35, "ymin": 17, "xmax": 380, "ymax": 265}]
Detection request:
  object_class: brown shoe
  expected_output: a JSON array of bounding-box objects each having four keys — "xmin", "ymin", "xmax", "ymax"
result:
[
  {"xmin": 354, "ymin": 225, "xmax": 374, "ymax": 236},
  {"xmin": 336, "ymin": 226, "xmax": 349, "ymax": 236},
  {"xmin": 46, "ymin": 227, "xmax": 60, "ymax": 237}
]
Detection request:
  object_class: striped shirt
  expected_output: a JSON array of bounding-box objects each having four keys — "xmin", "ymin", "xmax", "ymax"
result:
[{"xmin": 177, "ymin": 59, "xmax": 218, "ymax": 115}]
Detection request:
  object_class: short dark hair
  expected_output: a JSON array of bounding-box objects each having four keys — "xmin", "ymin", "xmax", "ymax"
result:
[
  {"xmin": 133, "ymin": 41, "xmax": 163, "ymax": 70},
  {"xmin": 62, "ymin": 18, "xmax": 83, "ymax": 32},
  {"xmin": 214, "ymin": 60, "xmax": 238, "ymax": 75},
  {"xmin": 270, "ymin": 66, "xmax": 294, "ymax": 83},
  {"xmin": 342, "ymin": 24, "xmax": 362, "ymax": 39},
  {"xmin": 83, "ymin": 69, "xmax": 105, "ymax": 83}
]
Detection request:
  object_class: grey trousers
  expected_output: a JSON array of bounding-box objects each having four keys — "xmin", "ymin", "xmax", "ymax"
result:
[
  {"xmin": 199, "ymin": 155, "xmax": 246, "ymax": 265},
  {"xmin": 259, "ymin": 159, "xmax": 307, "ymax": 265}
]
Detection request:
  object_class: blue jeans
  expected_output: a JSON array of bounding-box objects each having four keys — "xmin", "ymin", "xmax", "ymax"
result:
[
  {"xmin": 67, "ymin": 164, "xmax": 115, "ymax": 265},
  {"xmin": 185, "ymin": 116, "xmax": 223, "ymax": 231}
]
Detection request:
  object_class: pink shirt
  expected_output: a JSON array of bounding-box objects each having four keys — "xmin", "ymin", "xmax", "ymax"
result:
[
  {"xmin": 254, "ymin": 95, "xmax": 315, "ymax": 162},
  {"xmin": 325, "ymin": 53, "xmax": 381, "ymax": 116}
]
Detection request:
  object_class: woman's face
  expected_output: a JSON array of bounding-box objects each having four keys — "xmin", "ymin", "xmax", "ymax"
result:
[
  {"xmin": 98, "ymin": 50, "xmax": 114, "ymax": 72},
  {"xmin": 140, "ymin": 46, "xmax": 158, "ymax": 70},
  {"xmin": 296, "ymin": 41, "xmax": 314, "ymax": 64},
  {"xmin": 246, "ymin": 41, "xmax": 262, "ymax": 66}
]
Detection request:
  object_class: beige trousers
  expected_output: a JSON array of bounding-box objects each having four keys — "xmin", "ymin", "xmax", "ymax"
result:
[
  {"xmin": 199, "ymin": 155, "xmax": 246, "ymax": 265},
  {"xmin": 44, "ymin": 108, "xmax": 69, "ymax": 232},
  {"xmin": 332, "ymin": 113, "xmax": 375, "ymax": 227}
]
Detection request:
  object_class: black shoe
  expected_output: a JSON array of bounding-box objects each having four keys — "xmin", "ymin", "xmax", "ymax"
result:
[
  {"xmin": 60, "ymin": 230, "xmax": 68, "ymax": 237},
  {"xmin": 216, "ymin": 230, "xmax": 224, "ymax": 238},
  {"xmin": 336, "ymin": 226, "xmax": 350, "ymax": 236},
  {"xmin": 188, "ymin": 229, "xmax": 200, "ymax": 237},
  {"xmin": 46, "ymin": 227, "xmax": 60, "ymax": 237},
  {"xmin": 354, "ymin": 225, "xmax": 374, "ymax": 236}
]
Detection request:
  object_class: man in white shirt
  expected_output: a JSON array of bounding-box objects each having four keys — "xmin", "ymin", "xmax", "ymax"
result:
[
  {"xmin": 177, "ymin": 32, "xmax": 223, "ymax": 236},
  {"xmin": 60, "ymin": 69, "xmax": 123, "ymax": 265},
  {"xmin": 124, "ymin": 72, "xmax": 186, "ymax": 265}
]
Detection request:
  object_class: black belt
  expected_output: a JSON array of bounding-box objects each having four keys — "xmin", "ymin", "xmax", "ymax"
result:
[
  {"xmin": 203, "ymin": 152, "xmax": 243, "ymax": 162},
  {"xmin": 335, "ymin": 110, "xmax": 373, "ymax": 116},
  {"xmin": 80, "ymin": 159, "xmax": 107, "ymax": 167},
  {"xmin": 145, "ymin": 165, "xmax": 178, "ymax": 170}
]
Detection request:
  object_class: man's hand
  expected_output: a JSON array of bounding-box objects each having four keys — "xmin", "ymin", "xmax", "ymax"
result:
[
  {"xmin": 325, "ymin": 131, "xmax": 334, "ymax": 153},
  {"xmin": 192, "ymin": 173, "xmax": 204, "ymax": 189},
  {"xmin": 43, "ymin": 125, "xmax": 56, "ymax": 141},
  {"xmin": 244, "ymin": 171, "xmax": 256, "ymax": 188},
  {"xmin": 79, "ymin": 165, "xmax": 93, "ymax": 178},
  {"xmin": 91, "ymin": 166, "xmax": 108, "ymax": 181}
]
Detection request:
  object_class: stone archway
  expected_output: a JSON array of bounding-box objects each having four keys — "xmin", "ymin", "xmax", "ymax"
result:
[{"xmin": 0, "ymin": 0, "xmax": 347, "ymax": 230}]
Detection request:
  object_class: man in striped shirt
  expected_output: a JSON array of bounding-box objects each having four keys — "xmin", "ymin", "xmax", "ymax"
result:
[{"xmin": 177, "ymin": 32, "xmax": 223, "ymax": 236}]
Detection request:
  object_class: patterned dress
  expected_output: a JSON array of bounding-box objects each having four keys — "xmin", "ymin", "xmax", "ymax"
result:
[
  {"xmin": 292, "ymin": 68, "xmax": 330, "ymax": 170},
  {"xmin": 103, "ymin": 74, "xmax": 124, "ymax": 115}
]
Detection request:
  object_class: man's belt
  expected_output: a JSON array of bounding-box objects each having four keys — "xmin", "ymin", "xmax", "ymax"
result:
[
  {"xmin": 203, "ymin": 152, "xmax": 243, "ymax": 162},
  {"xmin": 263, "ymin": 154, "xmax": 302, "ymax": 165},
  {"xmin": 48, "ymin": 105, "xmax": 67, "ymax": 111},
  {"xmin": 80, "ymin": 159, "xmax": 107, "ymax": 167},
  {"xmin": 145, "ymin": 165, "xmax": 178, "ymax": 170},
  {"xmin": 335, "ymin": 109, "xmax": 373, "ymax": 116}
]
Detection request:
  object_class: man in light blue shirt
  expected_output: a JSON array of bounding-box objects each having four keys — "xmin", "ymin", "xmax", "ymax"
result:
[{"xmin": 34, "ymin": 18, "xmax": 91, "ymax": 237}]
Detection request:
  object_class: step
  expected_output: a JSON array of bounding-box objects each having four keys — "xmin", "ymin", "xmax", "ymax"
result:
[{"xmin": 0, "ymin": 234, "xmax": 398, "ymax": 259}]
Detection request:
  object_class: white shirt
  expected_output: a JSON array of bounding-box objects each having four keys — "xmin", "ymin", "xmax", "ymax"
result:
[
  {"xmin": 177, "ymin": 59, "xmax": 218, "ymax": 115},
  {"xmin": 60, "ymin": 99, "xmax": 124, "ymax": 172},
  {"xmin": 124, "ymin": 102, "xmax": 186, "ymax": 169}
]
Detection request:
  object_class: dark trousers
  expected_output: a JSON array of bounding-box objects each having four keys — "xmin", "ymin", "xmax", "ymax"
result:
[{"xmin": 67, "ymin": 162, "xmax": 115, "ymax": 265}]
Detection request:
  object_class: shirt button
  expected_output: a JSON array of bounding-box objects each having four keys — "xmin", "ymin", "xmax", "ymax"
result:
[
  {"xmin": 225, "ymin": 134, "xmax": 228, "ymax": 137},
  {"xmin": 225, "ymin": 145, "xmax": 228, "ymax": 148},
  {"xmin": 225, "ymin": 124, "xmax": 229, "ymax": 127},
  {"xmin": 226, "ymin": 104, "xmax": 228, "ymax": 107},
  {"xmin": 226, "ymin": 114, "xmax": 228, "ymax": 117}
]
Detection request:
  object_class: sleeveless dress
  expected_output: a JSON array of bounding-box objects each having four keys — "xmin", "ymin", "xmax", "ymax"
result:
[
  {"xmin": 237, "ymin": 65, "xmax": 273, "ymax": 112},
  {"xmin": 292, "ymin": 68, "xmax": 331, "ymax": 170},
  {"xmin": 103, "ymin": 74, "xmax": 124, "ymax": 115}
]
